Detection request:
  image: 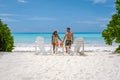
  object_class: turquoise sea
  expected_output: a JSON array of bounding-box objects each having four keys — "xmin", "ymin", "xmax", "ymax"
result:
[{"xmin": 12, "ymin": 32, "xmax": 110, "ymax": 47}]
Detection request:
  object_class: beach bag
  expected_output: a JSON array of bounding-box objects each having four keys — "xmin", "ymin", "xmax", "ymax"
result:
[
  {"xmin": 60, "ymin": 42, "xmax": 63, "ymax": 47},
  {"xmin": 55, "ymin": 42, "xmax": 59, "ymax": 47}
]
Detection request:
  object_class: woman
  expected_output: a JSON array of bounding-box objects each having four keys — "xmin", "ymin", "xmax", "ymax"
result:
[{"xmin": 52, "ymin": 30, "xmax": 62, "ymax": 53}]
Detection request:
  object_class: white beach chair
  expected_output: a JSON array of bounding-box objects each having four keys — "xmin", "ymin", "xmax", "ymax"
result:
[
  {"xmin": 35, "ymin": 37, "xmax": 46, "ymax": 54},
  {"xmin": 35, "ymin": 37, "xmax": 45, "ymax": 54},
  {"xmin": 73, "ymin": 38, "xmax": 84, "ymax": 55},
  {"xmin": 35, "ymin": 37, "xmax": 52, "ymax": 55}
]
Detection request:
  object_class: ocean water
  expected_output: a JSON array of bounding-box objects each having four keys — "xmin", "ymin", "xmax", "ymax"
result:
[{"xmin": 12, "ymin": 32, "xmax": 108, "ymax": 47}]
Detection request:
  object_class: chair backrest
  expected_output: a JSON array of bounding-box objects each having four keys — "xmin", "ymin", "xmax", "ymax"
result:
[
  {"xmin": 35, "ymin": 37, "xmax": 44, "ymax": 45},
  {"xmin": 75, "ymin": 38, "xmax": 84, "ymax": 44},
  {"xmin": 35, "ymin": 37, "xmax": 46, "ymax": 53},
  {"xmin": 74, "ymin": 38, "xmax": 84, "ymax": 52}
]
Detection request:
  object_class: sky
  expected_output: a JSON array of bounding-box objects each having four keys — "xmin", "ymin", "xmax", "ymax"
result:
[{"xmin": 0, "ymin": 0, "xmax": 116, "ymax": 33}]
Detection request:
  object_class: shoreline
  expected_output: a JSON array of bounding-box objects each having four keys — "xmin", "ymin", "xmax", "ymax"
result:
[{"xmin": 12, "ymin": 45, "xmax": 117, "ymax": 53}]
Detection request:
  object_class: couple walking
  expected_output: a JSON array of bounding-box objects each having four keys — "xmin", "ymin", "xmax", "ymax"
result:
[{"xmin": 52, "ymin": 27, "xmax": 74, "ymax": 54}]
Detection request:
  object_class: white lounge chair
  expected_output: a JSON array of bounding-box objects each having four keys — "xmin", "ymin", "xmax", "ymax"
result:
[
  {"xmin": 72, "ymin": 38, "xmax": 84, "ymax": 55},
  {"xmin": 35, "ymin": 37, "xmax": 46, "ymax": 54},
  {"xmin": 35, "ymin": 36, "xmax": 52, "ymax": 55}
]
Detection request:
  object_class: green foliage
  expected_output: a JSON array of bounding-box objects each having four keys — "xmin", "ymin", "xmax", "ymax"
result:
[
  {"xmin": 102, "ymin": 0, "xmax": 120, "ymax": 53},
  {"xmin": 115, "ymin": 45, "xmax": 120, "ymax": 53},
  {"xmin": 116, "ymin": 0, "xmax": 120, "ymax": 13},
  {"xmin": 0, "ymin": 19, "xmax": 14, "ymax": 52}
]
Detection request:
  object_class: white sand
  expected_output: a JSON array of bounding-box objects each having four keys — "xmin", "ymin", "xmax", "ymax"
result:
[{"xmin": 0, "ymin": 46, "xmax": 120, "ymax": 80}]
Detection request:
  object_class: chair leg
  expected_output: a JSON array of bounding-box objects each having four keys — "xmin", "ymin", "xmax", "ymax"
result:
[
  {"xmin": 35, "ymin": 46, "xmax": 37, "ymax": 53},
  {"xmin": 35, "ymin": 46, "xmax": 39, "ymax": 54},
  {"xmin": 82, "ymin": 43, "xmax": 84, "ymax": 54}
]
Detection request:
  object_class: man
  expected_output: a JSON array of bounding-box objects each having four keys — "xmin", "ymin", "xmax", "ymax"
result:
[{"xmin": 63, "ymin": 27, "xmax": 74, "ymax": 53}]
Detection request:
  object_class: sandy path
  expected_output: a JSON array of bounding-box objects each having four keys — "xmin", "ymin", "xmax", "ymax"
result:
[{"xmin": 0, "ymin": 52, "xmax": 120, "ymax": 80}]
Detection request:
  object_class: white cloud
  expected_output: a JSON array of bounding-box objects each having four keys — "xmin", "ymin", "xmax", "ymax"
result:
[
  {"xmin": 97, "ymin": 18, "xmax": 110, "ymax": 27},
  {"xmin": 1, "ymin": 17, "xmax": 19, "ymax": 22},
  {"xmin": 86, "ymin": 0, "xmax": 107, "ymax": 4},
  {"xmin": 97, "ymin": 18, "xmax": 110, "ymax": 21},
  {"xmin": 29, "ymin": 17, "xmax": 56, "ymax": 21},
  {"xmin": 93, "ymin": 0, "xmax": 107, "ymax": 4},
  {"xmin": 100, "ymin": 24, "xmax": 107, "ymax": 27},
  {"xmin": 77, "ymin": 17, "xmax": 110, "ymax": 25},
  {"xmin": 77, "ymin": 20, "xmax": 101, "ymax": 24},
  {"xmin": 18, "ymin": 0, "xmax": 27, "ymax": 3},
  {"xmin": 105, "ymin": 4, "xmax": 115, "ymax": 8},
  {"xmin": 111, "ymin": 11, "xmax": 116, "ymax": 15},
  {"xmin": 0, "ymin": 13, "xmax": 17, "ymax": 17}
]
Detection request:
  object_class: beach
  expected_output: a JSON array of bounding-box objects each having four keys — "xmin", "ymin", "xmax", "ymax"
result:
[
  {"xmin": 0, "ymin": 33, "xmax": 120, "ymax": 80},
  {"xmin": 1, "ymin": 0, "xmax": 119, "ymax": 79},
  {"xmin": 0, "ymin": 46, "xmax": 120, "ymax": 80}
]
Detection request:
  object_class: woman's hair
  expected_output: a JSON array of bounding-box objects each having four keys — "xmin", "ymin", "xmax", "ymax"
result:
[{"xmin": 52, "ymin": 30, "xmax": 58, "ymax": 36}]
